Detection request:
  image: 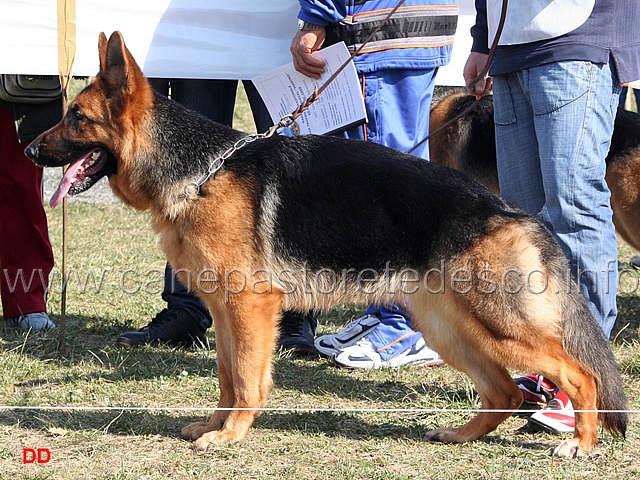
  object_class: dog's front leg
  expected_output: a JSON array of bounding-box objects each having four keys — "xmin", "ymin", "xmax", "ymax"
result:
[{"xmin": 181, "ymin": 290, "xmax": 283, "ymax": 449}]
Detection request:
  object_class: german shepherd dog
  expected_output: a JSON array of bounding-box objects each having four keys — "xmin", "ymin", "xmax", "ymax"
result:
[
  {"xmin": 430, "ymin": 88, "xmax": 640, "ymax": 253},
  {"xmin": 26, "ymin": 32, "xmax": 627, "ymax": 457}
]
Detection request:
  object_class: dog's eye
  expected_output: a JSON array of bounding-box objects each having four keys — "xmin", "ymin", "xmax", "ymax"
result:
[{"xmin": 69, "ymin": 104, "xmax": 87, "ymax": 122}]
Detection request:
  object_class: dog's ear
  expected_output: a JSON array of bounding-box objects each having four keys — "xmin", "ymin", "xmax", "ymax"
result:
[
  {"xmin": 103, "ymin": 31, "xmax": 131, "ymax": 91},
  {"xmin": 98, "ymin": 32, "xmax": 108, "ymax": 72},
  {"xmin": 100, "ymin": 31, "xmax": 150, "ymax": 113}
]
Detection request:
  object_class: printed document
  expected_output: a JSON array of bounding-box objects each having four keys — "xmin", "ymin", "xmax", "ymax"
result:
[{"xmin": 251, "ymin": 42, "xmax": 366, "ymax": 136}]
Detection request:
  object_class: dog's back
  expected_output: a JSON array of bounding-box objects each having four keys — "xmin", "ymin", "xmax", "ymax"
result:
[{"xmin": 240, "ymin": 134, "xmax": 518, "ymax": 269}]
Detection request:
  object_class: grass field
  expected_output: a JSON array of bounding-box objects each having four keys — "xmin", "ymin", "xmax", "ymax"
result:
[{"xmin": 1, "ymin": 87, "xmax": 640, "ymax": 479}]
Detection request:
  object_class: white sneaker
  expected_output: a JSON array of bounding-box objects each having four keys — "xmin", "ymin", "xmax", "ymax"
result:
[
  {"xmin": 333, "ymin": 336, "xmax": 443, "ymax": 369},
  {"xmin": 5, "ymin": 312, "xmax": 56, "ymax": 331},
  {"xmin": 528, "ymin": 390, "xmax": 575, "ymax": 434},
  {"xmin": 314, "ymin": 314, "xmax": 381, "ymax": 357}
]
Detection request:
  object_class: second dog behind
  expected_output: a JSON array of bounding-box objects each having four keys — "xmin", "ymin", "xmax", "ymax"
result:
[{"xmin": 430, "ymin": 88, "xmax": 640, "ymax": 255}]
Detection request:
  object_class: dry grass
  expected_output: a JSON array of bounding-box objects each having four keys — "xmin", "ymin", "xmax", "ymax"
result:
[{"xmin": 0, "ymin": 203, "xmax": 638, "ymax": 479}]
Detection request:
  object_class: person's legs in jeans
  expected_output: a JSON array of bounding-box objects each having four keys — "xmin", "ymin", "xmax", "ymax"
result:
[
  {"xmin": 344, "ymin": 68, "xmax": 437, "ymax": 159},
  {"xmin": 492, "ymin": 63, "xmax": 619, "ymax": 433},
  {"xmin": 494, "ymin": 61, "xmax": 619, "ymax": 338}
]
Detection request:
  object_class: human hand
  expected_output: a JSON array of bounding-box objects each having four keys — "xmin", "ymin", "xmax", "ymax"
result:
[
  {"xmin": 290, "ymin": 29, "xmax": 327, "ymax": 79},
  {"xmin": 463, "ymin": 52, "xmax": 492, "ymax": 98}
]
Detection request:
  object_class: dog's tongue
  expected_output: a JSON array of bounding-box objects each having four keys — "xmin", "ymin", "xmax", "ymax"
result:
[{"xmin": 49, "ymin": 160, "xmax": 85, "ymax": 209}]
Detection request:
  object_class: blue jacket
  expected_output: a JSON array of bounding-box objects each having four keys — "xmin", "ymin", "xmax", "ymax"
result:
[
  {"xmin": 298, "ymin": 0, "xmax": 459, "ymax": 73},
  {"xmin": 471, "ymin": 0, "xmax": 640, "ymax": 84}
]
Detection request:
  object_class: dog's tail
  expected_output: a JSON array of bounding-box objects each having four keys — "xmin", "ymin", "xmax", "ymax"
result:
[{"xmin": 562, "ymin": 285, "xmax": 628, "ymax": 437}]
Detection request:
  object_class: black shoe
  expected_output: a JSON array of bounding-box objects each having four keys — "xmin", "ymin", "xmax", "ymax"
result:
[
  {"xmin": 278, "ymin": 311, "xmax": 318, "ymax": 355},
  {"xmin": 631, "ymin": 255, "xmax": 640, "ymax": 269},
  {"xmin": 116, "ymin": 307, "xmax": 207, "ymax": 348}
]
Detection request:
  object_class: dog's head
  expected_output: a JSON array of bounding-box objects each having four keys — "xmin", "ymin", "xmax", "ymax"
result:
[{"xmin": 25, "ymin": 31, "xmax": 153, "ymax": 208}]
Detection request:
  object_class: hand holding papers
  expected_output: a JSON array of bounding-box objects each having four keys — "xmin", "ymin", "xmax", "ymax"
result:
[{"xmin": 251, "ymin": 42, "xmax": 367, "ymax": 136}]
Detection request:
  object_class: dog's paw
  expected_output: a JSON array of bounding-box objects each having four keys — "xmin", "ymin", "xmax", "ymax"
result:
[
  {"xmin": 192, "ymin": 429, "xmax": 247, "ymax": 450},
  {"xmin": 425, "ymin": 428, "xmax": 464, "ymax": 443},
  {"xmin": 553, "ymin": 438, "xmax": 590, "ymax": 458},
  {"xmin": 181, "ymin": 421, "xmax": 212, "ymax": 441}
]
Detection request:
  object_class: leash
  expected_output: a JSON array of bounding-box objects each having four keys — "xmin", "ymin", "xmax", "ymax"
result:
[
  {"xmin": 183, "ymin": 0, "xmax": 409, "ymax": 198},
  {"xmin": 185, "ymin": 0, "xmax": 507, "ymax": 198},
  {"xmin": 275, "ymin": 0, "xmax": 508, "ymax": 154},
  {"xmin": 408, "ymin": 0, "xmax": 508, "ymax": 154},
  {"xmin": 267, "ymin": 0, "xmax": 408, "ymax": 134},
  {"xmin": 57, "ymin": 0, "xmax": 77, "ymax": 353}
]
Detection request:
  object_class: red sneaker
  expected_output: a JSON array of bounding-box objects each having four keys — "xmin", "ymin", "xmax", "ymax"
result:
[{"xmin": 514, "ymin": 374, "xmax": 558, "ymax": 409}]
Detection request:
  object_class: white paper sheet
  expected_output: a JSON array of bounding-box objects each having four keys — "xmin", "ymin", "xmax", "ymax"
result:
[{"xmin": 252, "ymin": 42, "xmax": 366, "ymax": 136}]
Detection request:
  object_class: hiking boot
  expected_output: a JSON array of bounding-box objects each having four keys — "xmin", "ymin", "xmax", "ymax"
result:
[
  {"xmin": 116, "ymin": 307, "xmax": 206, "ymax": 348},
  {"xmin": 527, "ymin": 390, "xmax": 575, "ymax": 434},
  {"xmin": 333, "ymin": 335, "xmax": 443, "ymax": 369},
  {"xmin": 278, "ymin": 311, "xmax": 318, "ymax": 355},
  {"xmin": 514, "ymin": 374, "xmax": 558, "ymax": 413},
  {"xmin": 5, "ymin": 312, "xmax": 56, "ymax": 331},
  {"xmin": 314, "ymin": 314, "xmax": 381, "ymax": 357}
]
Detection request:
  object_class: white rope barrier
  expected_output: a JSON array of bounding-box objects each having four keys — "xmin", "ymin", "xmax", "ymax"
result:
[{"xmin": 1, "ymin": 405, "xmax": 639, "ymax": 414}]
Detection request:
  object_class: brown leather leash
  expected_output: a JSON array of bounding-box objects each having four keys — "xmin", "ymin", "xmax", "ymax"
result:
[
  {"xmin": 189, "ymin": 0, "xmax": 510, "ymax": 199},
  {"xmin": 408, "ymin": 0, "xmax": 508, "ymax": 154}
]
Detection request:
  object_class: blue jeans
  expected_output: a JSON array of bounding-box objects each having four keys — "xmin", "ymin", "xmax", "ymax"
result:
[
  {"xmin": 148, "ymin": 79, "xmax": 273, "ymax": 330},
  {"xmin": 492, "ymin": 61, "xmax": 621, "ymax": 338}
]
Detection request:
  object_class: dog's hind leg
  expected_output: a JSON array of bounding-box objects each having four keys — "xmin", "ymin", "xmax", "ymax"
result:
[
  {"xmin": 427, "ymin": 365, "xmax": 523, "ymax": 443},
  {"xmin": 423, "ymin": 335, "xmax": 523, "ymax": 443},
  {"xmin": 525, "ymin": 345, "xmax": 599, "ymax": 457},
  {"xmin": 181, "ymin": 290, "xmax": 283, "ymax": 449},
  {"xmin": 407, "ymin": 293, "xmax": 523, "ymax": 444}
]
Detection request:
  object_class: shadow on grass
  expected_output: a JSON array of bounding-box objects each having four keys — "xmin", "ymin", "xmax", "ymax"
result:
[
  {"xmin": 1, "ymin": 313, "xmax": 475, "ymax": 407},
  {"xmin": 0, "ymin": 310, "xmax": 616, "ymax": 454},
  {"xmin": 1, "ymin": 314, "xmax": 218, "ymax": 380},
  {"xmin": 0, "ymin": 406, "xmax": 555, "ymax": 454}
]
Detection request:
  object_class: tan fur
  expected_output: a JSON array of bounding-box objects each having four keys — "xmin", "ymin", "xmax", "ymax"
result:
[
  {"xmin": 607, "ymin": 150, "xmax": 640, "ymax": 251},
  {"xmin": 408, "ymin": 220, "xmax": 598, "ymax": 450},
  {"xmin": 429, "ymin": 92, "xmax": 500, "ymax": 194},
  {"xmin": 428, "ymin": 95, "xmax": 467, "ymax": 176}
]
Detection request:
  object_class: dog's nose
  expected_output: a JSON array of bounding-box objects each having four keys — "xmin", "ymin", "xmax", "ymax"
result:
[{"xmin": 24, "ymin": 143, "xmax": 39, "ymax": 160}]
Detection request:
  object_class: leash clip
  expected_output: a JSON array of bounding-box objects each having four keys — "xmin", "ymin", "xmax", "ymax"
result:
[
  {"xmin": 182, "ymin": 132, "xmax": 269, "ymax": 200},
  {"xmin": 182, "ymin": 182, "xmax": 201, "ymax": 199}
]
